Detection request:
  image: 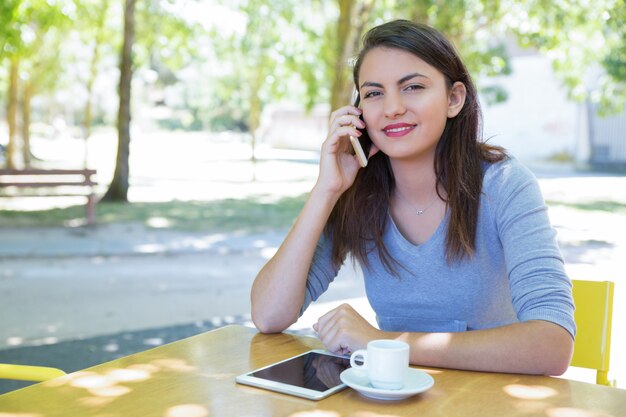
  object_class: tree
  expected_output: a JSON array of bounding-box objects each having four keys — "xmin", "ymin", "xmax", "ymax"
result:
[
  {"xmin": 0, "ymin": 0, "xmax": 70, "ymax": 169},
  {"xmin": 511, "ymin": 0, "xmax": 626, "ymax": 113},
  {"xmin": 298, "ymin": 0, "xmax": 625, "ymax": 116},
  {"xmin": 74, "ymin": 0, "xmax": 114, "ymax": 154},
  {"xmin": 102, "ymin": 0, "xmax": 136, "ymax": 202},
  {"xmin": 19, "ymin": 22, "xmax": 69, "ymax": 167},
  {"xmin": 208, "ymin": 0, "xmax": 515, "ymax": 133},
  {"xmin": 328, "ymin": 0, "xmax": 375, "ymax": 110},
  {"xmin": 1, "ymin": 0, "xmax": 23, "ymax": 169},
  {"xmin": 102, "ymin": 0, "xmax": 198, "ymax": 201},
  {"xmin": 210, "ymin": 0, "xmax": 324, "ymax": 168}
]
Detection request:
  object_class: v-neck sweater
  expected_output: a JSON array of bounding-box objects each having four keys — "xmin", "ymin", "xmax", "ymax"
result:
[{"xmin": 303, "ymin": 157, "xmax": 576, "ymax": 338}]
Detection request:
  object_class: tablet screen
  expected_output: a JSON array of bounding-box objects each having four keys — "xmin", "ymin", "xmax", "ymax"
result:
[{"xmin": 251, "ymin": 351, "xmax": 351, "ymax": 392}]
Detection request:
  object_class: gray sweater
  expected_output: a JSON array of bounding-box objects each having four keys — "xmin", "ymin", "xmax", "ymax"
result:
[{"xmin": 303, "ymin": 157, "xmax": 576, "ymax": 338}]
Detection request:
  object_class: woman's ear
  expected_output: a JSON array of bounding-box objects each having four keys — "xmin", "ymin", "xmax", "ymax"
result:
[{"xmin": 447, "ymin": 81, "xmax": 467, "ymax": 118}]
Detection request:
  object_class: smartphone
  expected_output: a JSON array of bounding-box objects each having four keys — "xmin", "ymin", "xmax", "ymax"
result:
[
  {"xmin": 235, "ymin": 349, "xmax": 351, "ymax": 400},
  {"xmin": 350, "ymin": 94, "xmax": 372, "ymax": 168}
]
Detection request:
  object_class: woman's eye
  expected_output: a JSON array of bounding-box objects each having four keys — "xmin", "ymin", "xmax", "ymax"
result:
[
  {"xmin": 405, "ymin": 84, "xmax": 424, "ymax": 91},
  {"xmin": 363, "ymin": 91, "xmax": 381, "ymax": 99}
]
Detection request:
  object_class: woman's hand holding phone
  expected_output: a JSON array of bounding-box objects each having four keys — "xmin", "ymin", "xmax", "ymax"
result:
[{"xmin": 315, "ymin": 105, "xmax": 368, "ymax": 198}]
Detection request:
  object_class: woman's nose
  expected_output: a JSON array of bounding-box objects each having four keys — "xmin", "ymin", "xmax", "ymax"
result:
[{"xmin": 383, "ymin": 92, "xmax": 406, "ymax": 119}]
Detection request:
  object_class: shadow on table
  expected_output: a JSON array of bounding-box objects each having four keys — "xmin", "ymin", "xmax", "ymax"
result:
[{"xmin": 0, "ymin": 315, "xmax": 255, "ymax": 395}]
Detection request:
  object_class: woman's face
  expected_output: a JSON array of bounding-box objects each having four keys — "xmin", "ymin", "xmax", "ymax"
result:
[{"xmin": 358, "ymin": 47, "xmax": 464, "ymax": 163}]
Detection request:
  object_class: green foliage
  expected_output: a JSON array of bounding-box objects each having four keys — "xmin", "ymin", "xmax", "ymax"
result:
[
  {"xmin": 207, "ymin": 0, "xmax": 332, "ymax": 131},
  {"xmin": 135, "ymin": 0, "xmax": 201, "ymax": 71},
  {"xmin": 0, "ymin": 0, "xmax": 72, "ymax": 66},
  {"xmin": 0, "ymin": 0, "xmax": 21, "ymax": 57},
  {"xmin": 1, "ymin": 0, "xmax": 624, "ymax": 138},
  {"xmin": 510, "ymin": 0, "xmax": 625, "ymax": 113}
]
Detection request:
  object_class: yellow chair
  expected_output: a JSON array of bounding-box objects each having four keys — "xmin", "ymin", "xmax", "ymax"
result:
[
  {"xmin": 570, "ymin": 279, "xmax": 615, "ymax": 386},
  {"xmin": 0, "ymin": 363, "xmax": 66, "ymax": 382}
]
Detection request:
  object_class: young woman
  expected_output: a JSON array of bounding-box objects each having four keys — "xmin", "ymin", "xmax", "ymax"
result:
[{"xmin": 251, "ymin": 20, "xmax": 575, "ymax": 376}]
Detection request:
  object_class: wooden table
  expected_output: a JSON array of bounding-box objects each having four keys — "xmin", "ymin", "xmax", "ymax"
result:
[{"xmin": 1, "ymin": 325, "xmax": 624, "ymax": 416}]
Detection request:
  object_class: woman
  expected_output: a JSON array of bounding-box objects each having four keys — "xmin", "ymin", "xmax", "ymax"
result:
[{"xmin": 251, "ymin": 20, "xmax": 575, "ymax": 376}]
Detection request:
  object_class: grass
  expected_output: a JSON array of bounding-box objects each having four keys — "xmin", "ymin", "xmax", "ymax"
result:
[
  {"xmin": 3, "ymin": 197, "xmax": 623, "ymax": 232},
  {"xmin": 0, "ymin": 194, "xmax": 308, "ymax": 232},
  {"xmin": 546, "ymin": 200, "xmax": 626, "ymax": 214}
]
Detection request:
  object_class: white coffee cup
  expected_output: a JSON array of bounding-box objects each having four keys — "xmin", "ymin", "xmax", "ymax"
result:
[{"xmin": 350, "ymin": 339, "xmax": 410, "ymax": 390}]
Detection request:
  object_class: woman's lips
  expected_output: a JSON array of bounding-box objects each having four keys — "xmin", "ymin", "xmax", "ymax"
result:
[{"xmin": 382, "ymin": 123, "xmax": 416, "ymax": 137}]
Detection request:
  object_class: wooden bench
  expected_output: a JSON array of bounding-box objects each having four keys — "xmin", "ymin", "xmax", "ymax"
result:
[{"xmin": 0, "ymin": 169, "xmax": 97, "ymax": 225}]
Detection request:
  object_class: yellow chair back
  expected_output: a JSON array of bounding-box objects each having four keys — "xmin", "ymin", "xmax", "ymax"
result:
[
  {"xmin": 0, "ymin": 363, "xmax": 66, "ymax": 382},
  {"xmin": 570, "ymin": 279, "xmax": 615, "ymax": 385}
]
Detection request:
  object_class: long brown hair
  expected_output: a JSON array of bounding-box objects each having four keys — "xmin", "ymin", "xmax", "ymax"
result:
[{"xmin": 327, "ymin": 20, "xmax": 506, "ymax": 271}]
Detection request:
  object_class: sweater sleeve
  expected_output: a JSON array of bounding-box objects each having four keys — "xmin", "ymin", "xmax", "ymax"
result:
[
  {"xmin": 300, "ymin": 231, "xmax": 342, "ymax": 315},
  {"xmin": 488, "ymin": 159, "xmax": 576, "ymax": 338}
]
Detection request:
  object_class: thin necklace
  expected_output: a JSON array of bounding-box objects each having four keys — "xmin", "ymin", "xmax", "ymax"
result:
[{"xmin": 395, "ymin": 188, "xmax": 439, "ymax": 215}]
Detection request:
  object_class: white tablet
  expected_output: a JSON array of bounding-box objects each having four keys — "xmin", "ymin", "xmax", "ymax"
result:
[{"xmin": 235, "ymin": 349, "xmax": 351, "ymax": 400}]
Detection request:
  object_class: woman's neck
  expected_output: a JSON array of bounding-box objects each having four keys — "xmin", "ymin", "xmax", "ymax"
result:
[{"xmin": 389, "ymin": 156, "xmax": 439, "ymax": 204}]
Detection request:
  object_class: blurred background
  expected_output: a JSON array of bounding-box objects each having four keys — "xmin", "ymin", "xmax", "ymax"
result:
[{"xmin": 0, "ymin": 0, "xmax": 625, "ymax": 393}]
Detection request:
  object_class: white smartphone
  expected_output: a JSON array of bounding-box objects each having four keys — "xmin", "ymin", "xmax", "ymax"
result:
[
  {"xmin": 235, "ymin": 349, "xmax": 351, "ymax": 400},
  {"xmin": 349, "ymin": 94, "xmax": 371, "ymax": 168},
  {"xmin": 350, "ymin": 135, "xmax": 369, "ymax": 168}
]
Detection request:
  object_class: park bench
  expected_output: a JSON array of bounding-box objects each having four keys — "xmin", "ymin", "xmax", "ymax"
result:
[{"xmin": 0, "ymin": 169, "xmax": 97, "ymax": 225}]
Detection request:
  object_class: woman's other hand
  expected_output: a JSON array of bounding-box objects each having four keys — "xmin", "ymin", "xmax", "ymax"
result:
[{"xmin": 313, "ymin": 303, "xmax": 383, "ymax": 355}]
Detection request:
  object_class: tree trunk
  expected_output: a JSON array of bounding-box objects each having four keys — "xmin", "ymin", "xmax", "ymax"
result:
[
  {"xmin": 6, "ymin": 56, "xmax": 19, "ymax": 169},
  {"xmin": 248, "ymin": 65, "xmax": 264, "ymax": 181},
  {"xmin": 329, "ymin": 0, "xmax": 355, "ymax": 111},
  {"xmin": 83, "ymin": 0, "xmax": 110, "ymax": 169},
  {"xmin": 329, "ymin": 0, "xmax": 376, "ymax": 111},
  {"xmin": 102, "ymin": 0, "xmax": 136, "ymax": 202},
  {"xmin": 21, "ymin": 81, "xmax": 32, "ymax": 168}
]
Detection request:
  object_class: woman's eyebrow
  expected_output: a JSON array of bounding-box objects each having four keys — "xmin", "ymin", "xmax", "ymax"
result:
[
  {"xmin": 360, "ymin": 73, "xmax": 428, "ymax": 90},
  {"xmin": 398, "ymin": 72, "xmax": 428, "ymax": 84}
]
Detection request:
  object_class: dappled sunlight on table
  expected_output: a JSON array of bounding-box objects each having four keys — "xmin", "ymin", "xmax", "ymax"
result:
[
  {"xmin": 546, "ymin": 407, "xmax": 615, "ymax": 417},
  {"xmin": 164, "ymin": 403, "xmax": 210, "ymax": 417},
  {"xmin": 503, "ymin": 383, "xmax": 559, "ymax": 400},
  {"xmin": 287, "ymin": 411, "xmax": 341, "ymax": 417},
  {"xmin": 353, "ymin": 412, "xmax": 404, "ymax": 417},
  {"xmin": 420, "ymin": 368, "xmax": 443, "ymax": 375},
  {"xmin": 86, "ymin": 384, "xmax": 132, "ymax": 398},
  {"xmin": 105, "ymin": 368, "xmax": 151, "ymax": 383},
  {"xmin": 35, "ymin": 356, "xmax": 199, "ymax": 411},
  {"xmin": 68, "ymin": 372, "xmax": 117, "ymax": 389},
  {"xmin": 76, "ymin": 395, "xmax": 116, "ymax": 408},
  {"xmin": 150, "ymin": 358, "xmax": 197, "ymax": 372},
  {"xmin": 511, "ymin": 399, "xmax": 557, "ymax": 414}
]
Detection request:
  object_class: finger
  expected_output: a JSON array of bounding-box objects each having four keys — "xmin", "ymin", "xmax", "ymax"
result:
[
  {"xmin": 315, "ymin": 315, "xmax": 342, "ymax": 350},
  {"xmin": 330, "ymin": 114, "xmax": 366, "ymax": 131},
  {"xmin": 314, "ymin": 307, "xmax": 339, "ymax": 335},
  {"xmin": 317, "ymin": 316, "xmax": 351, "ymax": 354},
  {"xmin": 319, "ymin": 305, "xmax": 367, "ymax": 353},
  {"xmin": 316, "ymin": 303, "xmax": 351, "ymax": 329},
  {"xmin": 330, "ymin": 106, "xmax": 362, "ymax": 123},
  {"xmin": 323, "ymin": 126, "xmax": 362, "ymax": 153},
  {"xmin": 338, "ymin": 345, "xmax": 351, "ymax": 356}
]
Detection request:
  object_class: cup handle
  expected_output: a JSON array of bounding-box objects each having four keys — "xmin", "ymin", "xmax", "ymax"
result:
[{"xmin": 350, "ymin": 349, "xmax": 367, "ymax": 370}]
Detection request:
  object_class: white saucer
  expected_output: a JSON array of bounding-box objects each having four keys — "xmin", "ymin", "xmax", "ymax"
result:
[{"xmin": 340, "ymin": 368, "xmax": 434, "ymax": 401}]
